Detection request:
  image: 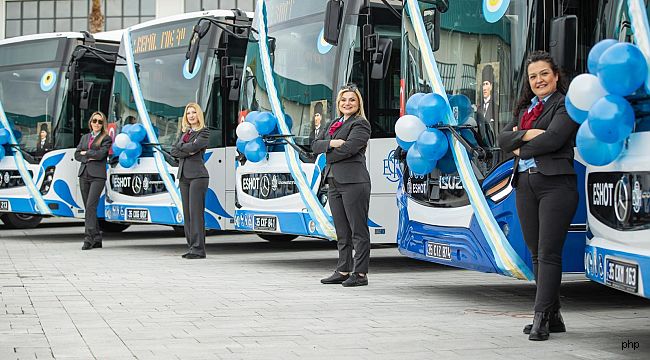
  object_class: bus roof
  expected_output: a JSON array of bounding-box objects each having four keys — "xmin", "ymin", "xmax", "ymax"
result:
[
  {"xmin": 127, "ymin": 9, "xmax": 253, "ymax": 32},
  {"xmin": 94, "ymin": 30, "xmax": 125, "ymax": 43},
  {"xmin": 0, "ymin": 30, "xmax": 124, "ymax": 47}
]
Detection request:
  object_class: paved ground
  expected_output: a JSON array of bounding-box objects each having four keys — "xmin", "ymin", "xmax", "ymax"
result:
[{"xmin": 1, "ymin": 222, "xmax": 649, "ymax": 360}]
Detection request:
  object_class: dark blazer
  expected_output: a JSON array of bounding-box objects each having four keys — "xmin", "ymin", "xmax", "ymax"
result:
[
  {"xmin": 74, "ymin": 133, "xmax": 112, "ymax": 179},
  {"xmin": 171, "ymin": 127, "xmax": 210, "ymax": 179},
  {"xmin": 497, "ymin": 92, "xmax": 579, "ymax": 186},
  {"xmin": 312, "ymin": 115, "xmax": 371, "ymax": 184},
  {"xmin": 308, "ymin": 126, "xmax": 324, "ymax": 144}
]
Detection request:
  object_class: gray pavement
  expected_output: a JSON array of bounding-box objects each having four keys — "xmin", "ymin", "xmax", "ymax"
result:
[{"xmin": 1, "ymin": 223, "xmax": 649, "ymax": 360}]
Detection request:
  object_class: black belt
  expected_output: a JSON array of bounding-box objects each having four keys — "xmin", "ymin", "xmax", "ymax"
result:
[{"xmin": 521, "ymin": 166, "xmax": 539, "ymax": 174}]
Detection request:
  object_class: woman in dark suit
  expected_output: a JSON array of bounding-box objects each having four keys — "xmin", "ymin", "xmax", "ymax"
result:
[
  {"xmin": 498, "ymin": 51, "xmax": 579, "ymax": 341},
  {"xmin": 171, "ymin": 102, "xmax": 210, "ymax": 259},
  {"xmin": 312, "ymin": 84, "xmax": 372, "ymax": 287},
  {"xmin": 74, "ymin": 111, "xmax": 112, "ymax": 250}
]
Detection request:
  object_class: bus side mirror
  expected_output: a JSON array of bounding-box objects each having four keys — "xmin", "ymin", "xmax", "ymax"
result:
[
  {"xmin": 186, "ymin": 22, "xmax": 211, "ymax": 73},
  {"xmin": 323, "ymin": 0, "xmax": 344, "ymax": 46},
  {"xmin": 371, "ymin": 38, "xmax": 393, "ymax": 80},
  {"xmin": 423, "ymin": 9, "xmax": 441, "ymax": 52},
  {"xmin": 549, "ymin": 15, "xmax": 578, "ymax": 77},
  {"xmin": 76, "ymin": 80, "xmax": 94, "ymax": 110}
]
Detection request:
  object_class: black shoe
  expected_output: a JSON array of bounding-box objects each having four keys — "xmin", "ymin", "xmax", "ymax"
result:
[
  {"xmin": 181, "ymin": 253, "xmax": 190, "ymax": 258},
  {"xmin": 528, "ymin": 311, "xmax": 550, "ymax": 341},
  {"xmin": 82, "ymin": 242, "xmax": 93, "ymax": 250},
  {"xmin": 185, "ymin": 253, "xmax": 206, "ymax": 259},
  {"xmin": 523, "ymin": 310, "xmax": 566, "ymax": 334},
  {"xmin": 321, "ymin": 271, "xmax": 350, "ymax": 284},
  {"xmin": 92, "ymin": 242, "xmax": 102, "ymax": 249},
  {"xmin": 342, "ymin": 273, "xmax": 368, "ymax": 287}
]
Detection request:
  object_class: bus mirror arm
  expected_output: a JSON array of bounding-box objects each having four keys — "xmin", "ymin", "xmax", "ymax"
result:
[
  {"xmin": 187, "ymin": 17, "xmax": 252, "ymax": 73},
  {"xmin": 262, "ymin": 135, "xmax": 316, "ymax": 163},
  {"xmin": 438, "ymin": 125, "xmax": 487, "ymax": 161}
]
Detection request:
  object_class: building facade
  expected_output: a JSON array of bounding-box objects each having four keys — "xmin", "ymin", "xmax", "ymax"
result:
[{"xmin": 0, "ymin": 0, "xmax": 255, "ymax": 39}]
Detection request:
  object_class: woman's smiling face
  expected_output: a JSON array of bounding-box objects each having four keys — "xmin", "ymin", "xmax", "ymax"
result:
[
  {"xmin": 527, "ymin": 60, "xmax": 558, "ymax": 99},
  {"xmin": 338, "ymin": 91, "xmax": 359, "ymax": 118}
]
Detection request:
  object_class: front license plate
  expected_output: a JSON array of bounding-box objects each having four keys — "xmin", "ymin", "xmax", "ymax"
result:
[
  {"xmin": 426, "ymin": 242, "xmax": 452, "ymax": 260},
  {"xmin": 125, "ymin": 208, "xmax": 150, "ymax": 222},
  {"xmin": 254, "ymin": 215, "xmax": 277, "ymax": 231},
  {"xmin": 606, "ymin": 258, "xmax": 639, "ymax": 294},
  {"xmin": 0, "ymin": 200, "xmax": 9, "ymax": 212}
]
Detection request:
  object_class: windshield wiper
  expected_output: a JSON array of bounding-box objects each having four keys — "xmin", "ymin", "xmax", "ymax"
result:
[
  {"xmin": 263, "ymin": 134, "xmax": 315, "ymax": 163},
  {"xmin": 140, "ymin": 143, "xmax": 178, "ymax": 167},
  {"xmin": 7, "ymin": 144, "xmax": 37, "ymax": 164}
]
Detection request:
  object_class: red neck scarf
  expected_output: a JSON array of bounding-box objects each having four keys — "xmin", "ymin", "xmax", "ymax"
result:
[
  {"xmin": 182, "ymin": 130, "xmax": 192, "ymax": 143},
  {"xmin": 520, "ymin": 100, "xmax": 544, "ymax": 130},
  {"xmin": 328, "ymin": 119, "xmax": 344, "ymax": 136}
]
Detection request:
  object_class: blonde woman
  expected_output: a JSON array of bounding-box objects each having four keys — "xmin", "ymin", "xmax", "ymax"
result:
[
  {"xmin": 74, "ymin": 111, "xmax": 112, "ymax": 250},
  {"xmin": 171, "ymin": 103, "xmax": 210, "ymax": 259},
  {"xmin": 312, "ymin": 84, "xmax": 372, "ymax": 287}
]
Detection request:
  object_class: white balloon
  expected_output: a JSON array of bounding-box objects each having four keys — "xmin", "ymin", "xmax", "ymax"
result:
[
  {"xmin": 567, "ymin": 73, "xmax": 608, "ymax": 111},
  {"xmin": 114, "ymin": 133, "xmax": 131, "ymax": 148},
  {"xmin": 395, "ymin": 115, "xmax": 426, "ymax": 142},
  {"xmin": 236, "ymin": 122, "xmax": 259, "ymax": 141}
]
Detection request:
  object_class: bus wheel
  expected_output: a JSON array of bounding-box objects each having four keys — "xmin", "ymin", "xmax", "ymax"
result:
[
  {"xmin": 0, "ymin": 213, "xmax": 43, "ymax": 229},
  {"xmin": 257, "ymin": 233, "xmax": 298, "ymax": 242},
  {"xmin": 172, "ymin": 226, "xmax": 185, "ymax": 236},
  {"xmin": 98, "ymin": 219, "xmax": 130, "ymax": 233}
]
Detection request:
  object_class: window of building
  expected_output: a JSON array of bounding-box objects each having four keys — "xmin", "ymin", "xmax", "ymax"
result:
[
  {"xmin": 4, "ymin": 0, "xmax": 157, "ymax": 37},
  {"xmin": 184, "ymin": 0, "xmax": 254, "ymax": 12}
]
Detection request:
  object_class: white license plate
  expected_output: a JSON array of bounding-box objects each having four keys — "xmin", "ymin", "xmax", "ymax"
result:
[
  {"xmin": 125, "ymin": 208, "xmax": 150, "ymax": 222},
  {"xmin": 254, "ymin": 215, "xmax": 277, "ymax": 231},
  {"xmin": 0, "ymin": 200, "xmax": 9, "ymax": 212},
  {"xmin": 606, "ymin": 258, "xmax": 638, "ymax": 294},
  {"xmin": 426, "ymin": 242, "xmax": 452, "ymax": 260}
]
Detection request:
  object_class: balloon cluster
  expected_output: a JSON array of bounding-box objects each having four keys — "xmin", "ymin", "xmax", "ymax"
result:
[
  {"xmin": 112, "ymin": 123, "xmax": 147, "ymax": 168},
  {"xmin": 235, "ymin": 111, "xmax": 279, "ymax": 163},
  {"xmin": 0, "ymin": 128, "xmax": 9, "ymax": 160},
  {"xmin": 395, "ymin": 93, "xmax": 472, "ymax": 175},
  {"xmin": 567, "ymin": 40, "xmax": 647, "ymax": 166}
]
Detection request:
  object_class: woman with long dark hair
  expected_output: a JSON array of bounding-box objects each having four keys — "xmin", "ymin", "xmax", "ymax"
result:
[
  {"xmin": 498, "ymin": 51, "xmax": 579, "ymax": 341},
  {"xmin": 312, "ymin": 84, "xmax": 372, "ymax": 287},
  {"xmin": 74, "ymin": 111, "xmax": 112, "ymax": 250}
]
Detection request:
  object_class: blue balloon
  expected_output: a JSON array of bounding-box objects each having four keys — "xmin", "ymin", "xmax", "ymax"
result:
[
  {"xmin": 588, "ymin": 39, "xmax": 618, "ymax": 75},
  {"xmin": 245, "ymin": 111, "xmax": 261, "ymax": 123},
  {"xmin": 565, "ymin": 96, "xmax": 588, "ymax": 124},
  {"xmin": 418, "ymin": 93, "xmax": 448, "ymax": 126},
  {"xmin": 244, "ymin": 137, "xmax": 267, "ymax": 163},
  {"xmin": 588, "ymin": 95, "xmax": 635, "ymax": 144},
  {"xmin": 416, "ymin": 128, "xmax": 448, "ymax": 161},
  {"xmin": 255, "ymin": 112, "xmax": 278, "ymax": 135},
  {"xmin": 597, "ymin": 42, "xmax": 648, "ymax": 96},
  {"xmin": 0, "ymin": 128, "xmax": 9, "ymax": 145},
  {"xmin": 448, "ymin": 94, "xmax": 472, "ymax": 125},
  {"xmin": 437, "ymin": 149, "xmax": 457, "ymax": 174},
  {"xmin": 236, "ymin": 138, "xmax": 248, "ymax": 153},
  {"xmin": 111, "ymin": 142, "xmax": 124, "ymax": 156},
  {"xmin": 284, "ymin": 114, "xmax": 293, "ymax": 132},
  {"xmin": 459, "ymin": 128, "xmax": 478, "ymax": 148},
  {"xmin": 119, "ymin": 151, "xmax": 137, "ymax": 168},
  {"xmin": 122, "ymin": 124, "xmax": 133, "ymax": 134},
  {"xmin": 576, "ymin": 121, "xmax": 624, "ymax": 166},
  {"xmin": 396, "ymin": 137, "xmax": 414, "ymax": 151},
  {"xmin": 0, "ymin": 145, "xmax": 5, "ymax": 160},
  {"xmin": 126, "ymin": 123, "xmax": 146, "ymax": 143},
  {"xmin": 406, "ymin": 93, "xmax": 426, "ymax": 116},
  {"xmin": 406, "ymin": 144, "xmax": 436, "ymax": 176},
  {"xmin": 123, "ymin": 141, "xmax": 142, "ymax": 158}
]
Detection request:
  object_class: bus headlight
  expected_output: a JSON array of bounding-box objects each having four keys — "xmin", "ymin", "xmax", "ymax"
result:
[{"xmin": 39, "ymin": 167, "xmax": 56, "ymax": 195}]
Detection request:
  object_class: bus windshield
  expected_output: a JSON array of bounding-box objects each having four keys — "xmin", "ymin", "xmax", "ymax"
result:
[
  {"xmin": 402, "ymin": 0, "xmax": 531, "ymax": 206},
  {"xmin": 0, "ymin": 39, "xmax": 65, "ymax": 158},
  {"xmin": 241, "ymin": 0, "xmax": 342, "ymax": 149},
  {"xmin": 109, "ymin": 19, "xmax": 217, "ymax": 152}
]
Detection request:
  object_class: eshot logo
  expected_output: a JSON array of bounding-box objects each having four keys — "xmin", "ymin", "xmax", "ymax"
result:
[{"xmin": 383, "ymin": 149, "xmax": 400, "ymax": 183}]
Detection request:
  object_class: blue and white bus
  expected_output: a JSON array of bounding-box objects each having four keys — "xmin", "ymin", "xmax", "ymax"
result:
[
  {"xmin": 104, "ymin": 10, "xmax": 251, "ymax": 232},
  {"xmin": 234, "ymin": 0, "xmax": 402, "ymax": 242},
  {"xmin": 396, "ymin": 0, "xmax": 596, "ymax": 279},
  {"xmin": 0, "ymin": 31, "xmax": 121, "ymax": 229},
  {"xmin": 584, "ymin": 0, "xmax": 650, "ymax": 298}
]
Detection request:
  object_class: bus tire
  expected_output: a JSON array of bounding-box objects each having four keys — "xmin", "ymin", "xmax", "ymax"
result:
[
  {"xmin": 0, "ymin": 213, "xmax": 43, "ymax": 229},
  {"xmin": 257, "ymin": 233, "xmax": 298, "ymax": 242},
  {"xmin": 98, "ymin": 219, "xmax": 130, "ymax": 233},
  {"xmin": 172, "ymin": 226, "xmax": 185, "ymax": 236}
]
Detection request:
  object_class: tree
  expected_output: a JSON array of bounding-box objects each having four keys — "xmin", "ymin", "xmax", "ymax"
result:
[{"xmin": 89, "ymin": 0, "xmax": 104, "ymax": 33}]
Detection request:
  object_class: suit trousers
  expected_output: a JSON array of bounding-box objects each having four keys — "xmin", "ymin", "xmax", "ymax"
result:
[
  {"xmin": 80, "ymin": 174, "xmax": 105, "ymax": 244},
  {"xmin": 328, "ymin": 178, "xmax": 371, "ymax": 273},
  {"xmin": 180, "ymin": 177, "xmax": 209, "ymax": 256},
  {"xmin": 515, "ymin": 172, "xmax": 578, "ymax": 312}
]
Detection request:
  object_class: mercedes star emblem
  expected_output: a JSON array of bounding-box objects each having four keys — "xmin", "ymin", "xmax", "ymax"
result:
[
  {"xmin": 614, "ymin": 176, "xmax": 630, "ymax": 223},
  {"xmin": 132, "ymin": 175, "xmax": 143, "ymax": 195},
  {"xmin": 260, "ymin": 175, "xmax": 271, "ymax": 198}
]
